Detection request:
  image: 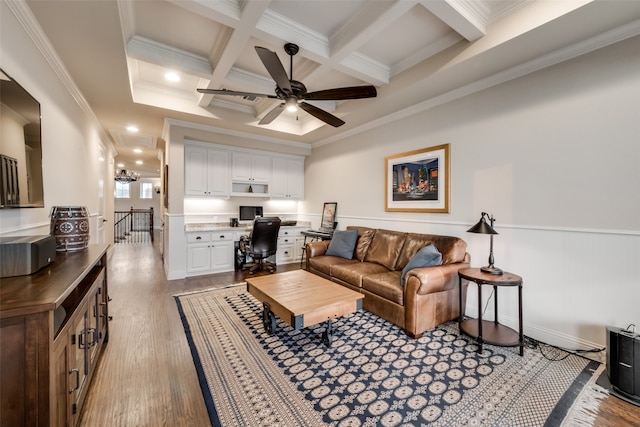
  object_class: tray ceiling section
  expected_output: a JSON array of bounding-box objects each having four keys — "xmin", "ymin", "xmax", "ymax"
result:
[{"xmin": 119, "ymin": 0, "xmax": 506, "ymax": 136}]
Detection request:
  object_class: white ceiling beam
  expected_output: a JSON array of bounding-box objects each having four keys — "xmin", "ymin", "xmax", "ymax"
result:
[
  {"xmin": 420, "ymin": 0, "xmax": 488, "ymax": 41},
  {"xmin": 198, "ymin": 1, "xmax": 272, "ymax": 107},
  {"xmin": 167, "ymin": 0, "xmax": 242, "ymax": 27},
  {"xmin": 126, "ymin": 36, "xmax": 213, "ymax": 78},
  {"xmin": 304, "ymin": 1, "xmax": 418, "ymax": 86}
]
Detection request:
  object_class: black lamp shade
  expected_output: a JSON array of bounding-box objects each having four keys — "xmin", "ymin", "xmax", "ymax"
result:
[{"xmin": 467, "ymin": 216, "xmax": 498, "ymax": 235}]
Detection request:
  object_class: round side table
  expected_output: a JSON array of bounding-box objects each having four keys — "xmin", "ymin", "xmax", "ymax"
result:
[{"xmin": 458, "ymin": 268, "xmax": 523, "ymax": 356}]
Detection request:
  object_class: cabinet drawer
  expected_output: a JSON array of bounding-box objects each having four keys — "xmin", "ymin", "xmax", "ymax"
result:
[
  {"xmin": 187, "ymin": 233, "xmax": 211, "ymax": 243},
  {"xmin": 212, "ymin": 232, "xmax": 233, "ymax": 241},
  {"xmin": 279, "ymin": 227, "xmax": 302, "ymax": 238},
  {"xmin": 277, "ymin": 245, "xmax": 295, "ymax": 263},
  {"xmin": 279, "ymin": 236, "xmax": 296, "ymax": 245}
]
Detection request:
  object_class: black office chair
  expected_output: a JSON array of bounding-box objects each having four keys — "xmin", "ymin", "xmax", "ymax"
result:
[{"xmin": 243, "ymin": 217, "xmax": 281, "ymax": 274}]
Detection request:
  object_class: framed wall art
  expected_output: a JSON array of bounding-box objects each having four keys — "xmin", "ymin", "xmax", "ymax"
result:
[{"xmin": 385, "ymin": 143, "xmax": 450, "ymax": 213}]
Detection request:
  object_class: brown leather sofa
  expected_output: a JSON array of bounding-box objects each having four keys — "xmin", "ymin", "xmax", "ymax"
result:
[{"xmin": 306, "ymin": 226, "xmax": 470, "ymax": 338}]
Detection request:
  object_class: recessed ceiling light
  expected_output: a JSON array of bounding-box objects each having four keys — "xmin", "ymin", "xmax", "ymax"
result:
[
  {"xmin": 133, "ymin": 148, "xmax": 142, "ymax": 153},
  {"xmin": 117, "ymin": 163, "xmax": 124, "ymax": 168},
  {"xmin": 126, "ymin": 125, "xmax": 139, "ymax": 132},
  {"xmin": 136, "ymin": 160, "xmax": 143, "ymax": 165},
  {"xmin": 165, "ymin": 72, "xmax": 180, "ymax": 82}
]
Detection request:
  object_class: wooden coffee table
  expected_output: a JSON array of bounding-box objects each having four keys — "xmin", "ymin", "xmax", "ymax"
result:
[{"xmin": 246, "ymin": 270, "xmax": 364, "ymax": 346}]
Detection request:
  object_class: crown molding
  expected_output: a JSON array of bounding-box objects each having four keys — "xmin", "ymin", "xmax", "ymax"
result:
[
  {"xmin": 6, "ymin": 0, "xmax": 112, "ymax": 145},
  {"xmin": 163, "ymin": 118, "xmax": 312, "ymax": 154},
  {"xmin": 316, "ymin": 17, "xmax": 640, "ymax": 148}
]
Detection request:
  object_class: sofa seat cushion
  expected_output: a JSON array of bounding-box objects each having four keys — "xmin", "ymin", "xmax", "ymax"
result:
[
  {"xmin": 331, "ymin": 262, "xmax": 389, "ymax": 288},
  {"xmin": 308, "ymin": 256, "xmax": 358, "ymax": 276},
  {"xmin": 362, "ymin": 271, "xmax": 404, "ymax": 305}
]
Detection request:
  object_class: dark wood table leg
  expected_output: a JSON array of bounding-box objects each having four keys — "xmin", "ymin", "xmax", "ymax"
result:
[
  {"xmin": 518, "ymin": 283, "xmax": 524, "ymax": 356},
  {"xmin": 458, "ymin": 276, "xmax": 463, "ymax": 325},
  {"xmin": 477, "ymin": 283, "xmax": 483, "ymax": 353},
  {"xmin": 493, "ymin": 284, "xmax": 498, "ymax": 324}
]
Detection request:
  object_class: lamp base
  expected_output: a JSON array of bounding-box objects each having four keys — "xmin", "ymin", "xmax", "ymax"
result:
[{"xmin": 481, "ymin": 265, "xmax": 503, "ymax": 275}]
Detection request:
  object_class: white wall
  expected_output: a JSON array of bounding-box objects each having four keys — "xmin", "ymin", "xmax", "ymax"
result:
[
  {"xmin": 303, "ymin": 35, "xmax": 640, "ymax": 353},
  {"xmin": 0, "ymin": 2, "xmax": 115, "ymax": 242}
]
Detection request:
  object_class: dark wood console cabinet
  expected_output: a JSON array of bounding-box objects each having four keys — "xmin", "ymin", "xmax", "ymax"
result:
[{"xmin": 0, "ymin": 244, "xmax": 109, "ymax": 427}]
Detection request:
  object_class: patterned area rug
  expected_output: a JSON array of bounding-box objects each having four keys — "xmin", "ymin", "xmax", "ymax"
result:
[{"xmin": 175, "ymin": 284, "xmax": 604, "ymax": 427}]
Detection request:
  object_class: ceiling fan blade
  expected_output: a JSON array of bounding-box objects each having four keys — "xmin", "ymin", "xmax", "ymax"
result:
[
  {"xmin": 255, "ymin": 46, "xmax": 292, "ymax": 93},
  {"xmin": 197, "ymin": 88, "xmax": 278, "ymax": 99},
  {"xmin": 259, "ymin": 103, "xmax": 286, "ymax": 125},
  {"xmin": 299, "ymin": 102, "xmax": 345, "ymax": 127},
  {"xmin": 304, "ymin": 85, "xmax": 377, "ymax": 101}
]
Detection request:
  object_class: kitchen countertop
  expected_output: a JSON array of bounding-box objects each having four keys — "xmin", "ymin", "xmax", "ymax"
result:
[{"xmin": 185, "ymin": 221, "xmax": 310, "ymax": 232}]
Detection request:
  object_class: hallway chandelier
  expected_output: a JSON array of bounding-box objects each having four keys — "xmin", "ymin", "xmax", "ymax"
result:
[{"xmin": 114, "ymin": 169, "xmax": 140, "ymax": 183}]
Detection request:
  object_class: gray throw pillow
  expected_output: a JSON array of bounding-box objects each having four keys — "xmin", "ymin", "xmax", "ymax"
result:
[
  {"xmin": 401, "ymin": 244, "xmax": 442, "ymax": 286},
  {"xmin": 325, "ymin": 229, "xmax": 358, "ymax": 259}
]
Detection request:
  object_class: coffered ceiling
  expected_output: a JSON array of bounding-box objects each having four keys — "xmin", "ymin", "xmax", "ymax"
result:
[{"xmin": 23, "ymin": 0, "xmax": 640, "ymax": 175}]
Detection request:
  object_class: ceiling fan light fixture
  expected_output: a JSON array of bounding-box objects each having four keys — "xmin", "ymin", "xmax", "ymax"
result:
[{"xmin": 285, "ymin": 99, "xmax": 298, "ymax": 112}]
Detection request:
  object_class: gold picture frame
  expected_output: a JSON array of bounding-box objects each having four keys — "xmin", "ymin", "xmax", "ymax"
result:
[{"xmin": 385, "ymin": 144, "xmax": 450, "ymax": 213}]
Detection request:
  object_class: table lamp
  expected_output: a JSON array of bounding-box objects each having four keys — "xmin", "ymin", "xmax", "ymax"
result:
[{"xmin": 467, "ymin": 212, "xmax": 503, "ymax": 275}]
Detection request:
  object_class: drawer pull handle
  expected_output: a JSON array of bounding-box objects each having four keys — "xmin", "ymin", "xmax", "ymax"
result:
[
  {"xmin": 219, "ymin": 235, "xmax": 225, "ymax": 239},
  {"xmin": 196, "ymin": 236, "xmax": 202, "ymax": 240},
  {"xmin": 69, "ymin": 368, "xmax": 80, "ymax": 394}
]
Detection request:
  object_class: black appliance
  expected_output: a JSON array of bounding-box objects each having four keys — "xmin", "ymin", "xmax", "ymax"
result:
[
  {"xmin": 607, "ymin": 326, "xmax": 640, "ymax": 406},
  {"xmin": 230, "ymin": 218, "xmax": 239, "ymax": 227},
  {"xmin": 239, "ymin": 206, "xmax": 263, "ymax": 221}
]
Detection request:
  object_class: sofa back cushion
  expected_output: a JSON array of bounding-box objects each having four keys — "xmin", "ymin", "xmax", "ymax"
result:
[
  {"xmin": 363, "ymin": 229, "xmax": 407, "ymax": 270},
  {"xmin": 325, "ymin": 229, "xmax": 358, "ymax": 259},
  {"xmin": 396, "ymin": 233, "xmax": 467, "ymax": 269},
  {"xmin": 347, "ymin": 226, "xmax": 376, "ymax": 262}
]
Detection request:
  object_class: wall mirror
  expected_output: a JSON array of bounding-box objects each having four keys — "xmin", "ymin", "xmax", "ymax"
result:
[{"xmin": 0, "ymin": 69, "xmax": 44, "ymax": 208}]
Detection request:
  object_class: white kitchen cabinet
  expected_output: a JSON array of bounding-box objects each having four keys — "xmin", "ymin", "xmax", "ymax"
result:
[
  {"xmin": 185, "ymin": 145, "xmax": 229, "ymax": 197},
  {"xmin": 186, "ymin": 231, "xmax": 234, "ymax": 275},
  {"xmin": 271, "ymin": 157, "xmax": 304, "ymax": 199},
  {"xmin": 276, "ymin": 227, "xmax": 303, "ymax": 264},
  {"xmin": 232, "ymin": 152, "xmax": 271, "ymax": 183}
]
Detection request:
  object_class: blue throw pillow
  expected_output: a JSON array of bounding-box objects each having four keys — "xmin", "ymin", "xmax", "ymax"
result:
[
  {"xmin": 401, "ymin": 244, "xmax": 442, "ymax": 286},
  {"xmin": 325, "ymin": 229, "xmax": 358, "ymax": 259}
]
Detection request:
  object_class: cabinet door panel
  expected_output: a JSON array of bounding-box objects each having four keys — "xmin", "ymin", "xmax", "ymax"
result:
[
  {"xmin": 287, "ymin": 158, "xmax": 304, "ymax": 199},
  {"xmin": 231, "ymin": 152, "xmax": 252, "ymax": 181},
  {"xmin": 271, "ymin": 157, "xmax": 304, "ymax": 199},
  {"xmin": 187, "ymin": 244, "xmax": 212, "ymax": 273},
  {"xmin": 207, "ymin": 149, "xmax": 229, "ymax": 196},
  {"xmin": 271, "ymin": 157, "xmax": 288, "ymax": 198},
  {"xmin": 211, "ymin": 241, "xmax": 233, "ymax": 271},
  {"xmin": 251, "ymin": 155, "xmax": 271, "ymax": 183},
  {"xmin": 52, "ymin": 337, "xmax": 70, "ymax": 427},
  {"xmin": 184, "ymin": 146, "xmax": 209, "ymax": 196}
]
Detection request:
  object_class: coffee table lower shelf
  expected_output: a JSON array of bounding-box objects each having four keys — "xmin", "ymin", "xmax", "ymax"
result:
[{"xmin": 460, "ymin": 319, "xmax": 521, "ymax": 350}]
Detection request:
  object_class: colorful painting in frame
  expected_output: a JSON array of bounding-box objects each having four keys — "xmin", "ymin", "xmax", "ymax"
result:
[{"xmin": 385, "ymin": 144, "xmax": 450, "ymax": 213}]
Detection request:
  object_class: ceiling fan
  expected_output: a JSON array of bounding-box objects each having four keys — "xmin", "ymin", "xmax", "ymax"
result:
[{"xmin": 197, "ymin": 43, "xmax": 377, "ymax": 127}]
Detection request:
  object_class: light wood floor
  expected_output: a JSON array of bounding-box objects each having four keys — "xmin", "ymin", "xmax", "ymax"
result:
[{"xmin": 79, "ymin": 240, "xmax": 640, "ymax": 426}]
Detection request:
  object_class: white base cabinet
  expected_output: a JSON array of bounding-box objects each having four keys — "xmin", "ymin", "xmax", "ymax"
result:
[
  {"xmin": 276, "ymin": 227, "xmax": 303, "ymax": 265},
  {"xmin": 186, "ymin": 231, "xmax": 234, "ymax": 276}
]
